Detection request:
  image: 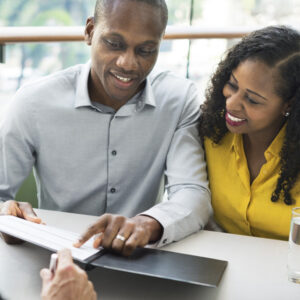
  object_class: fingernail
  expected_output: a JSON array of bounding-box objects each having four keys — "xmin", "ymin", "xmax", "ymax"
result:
[
  {"xmin": 73, "ymin": 241, "xmax": 80, "ymax": 248},
  {"xmin": 93, "ymin": 240, "xmax": 100, "ymax": 248},
  {"xmin": 40, "ymin": 268, "xmax": 51, "ymax": 279},
  {"xmin": 93, "ymin": 232, "xmax": 103, "ymax": 240}
]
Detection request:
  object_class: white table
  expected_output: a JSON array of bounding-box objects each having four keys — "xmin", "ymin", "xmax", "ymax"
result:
[{"xmin": 0, "ymin": 209, "xmax": 299, "ymax": 300}]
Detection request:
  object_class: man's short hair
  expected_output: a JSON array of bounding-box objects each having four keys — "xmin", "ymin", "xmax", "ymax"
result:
[{"xmin": 94, "ymin": 0, "xmax": 168, "ymax": 30}]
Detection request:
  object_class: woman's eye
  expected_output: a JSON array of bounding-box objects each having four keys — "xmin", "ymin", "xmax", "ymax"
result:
[
  {"xmin": 226, "ymin": 81, "xmax": 238, "ymax": 90},
  {"xmin": 245, "ymin": 95, "xmax": 259, "ymax": 105}
]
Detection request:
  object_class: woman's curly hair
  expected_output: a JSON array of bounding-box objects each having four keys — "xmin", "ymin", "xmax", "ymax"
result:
[{"xmin": 198, "ymin": 26, "xmax": 300, "ymax": 205}]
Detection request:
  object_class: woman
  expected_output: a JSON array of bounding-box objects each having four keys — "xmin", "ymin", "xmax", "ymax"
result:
[{"xmin": 199, "ymin": 26, "xmax": 300, "ymax": 240}]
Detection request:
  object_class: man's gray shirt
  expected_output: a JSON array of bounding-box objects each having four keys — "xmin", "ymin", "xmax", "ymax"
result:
[{"xmin": 0, "ymin": 61, "xmax": 211, "ymax": 246}]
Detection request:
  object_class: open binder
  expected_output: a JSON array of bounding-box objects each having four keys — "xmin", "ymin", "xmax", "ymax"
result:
[{"xmin": 0, "ymin": 215, "xmax": 227, "ymax": 287}]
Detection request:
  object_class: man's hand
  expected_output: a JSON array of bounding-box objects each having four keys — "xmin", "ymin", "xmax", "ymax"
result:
[
  {"xmin": 74, "ymin": 213, "xmax": 163, "ymax": 256},
  {"xmin": 0, "ymin": 200, "xmax": 41, "ymax": 244},
  {"xmin": 40, "ymin": 249, "xmax": 97, "ymax": 300}
]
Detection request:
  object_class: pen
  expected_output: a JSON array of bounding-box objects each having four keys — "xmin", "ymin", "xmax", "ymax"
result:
[{"xmin": 49, "ymin": 253, "xmax": 58, "ymax": 274}]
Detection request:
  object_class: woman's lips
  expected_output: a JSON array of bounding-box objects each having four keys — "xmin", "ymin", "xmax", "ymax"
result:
[{"xmin": 225, "ymin": 112, "xmax": 247, "ymax": 127}]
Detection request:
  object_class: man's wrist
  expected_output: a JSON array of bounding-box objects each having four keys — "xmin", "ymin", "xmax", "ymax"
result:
[{"xmin": 133, "ymin": 215, "xmax": 163, "ymax": 243}]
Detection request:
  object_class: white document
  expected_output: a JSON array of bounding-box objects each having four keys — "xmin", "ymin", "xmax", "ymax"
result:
[{"xmin": 0, "ymin": 215, "xmax": 101, "ymax": 262}]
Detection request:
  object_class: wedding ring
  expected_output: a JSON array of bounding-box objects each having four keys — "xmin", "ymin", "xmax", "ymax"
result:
[{"xmin": 115, "ymin": 234, "xmax": 126, "ymax": 242}]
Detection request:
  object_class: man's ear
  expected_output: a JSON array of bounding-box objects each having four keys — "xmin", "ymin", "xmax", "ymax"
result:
[{"xmin": 84, "ymin": 16, "xmax": 95, "ymax": 46}]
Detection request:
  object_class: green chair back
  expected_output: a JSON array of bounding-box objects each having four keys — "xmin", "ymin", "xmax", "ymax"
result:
[{"xmin": 15, "ymin": 171, "xmax": 38, "ymax": 208}]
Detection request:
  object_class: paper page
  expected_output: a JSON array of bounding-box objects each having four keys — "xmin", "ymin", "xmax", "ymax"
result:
[{"xmin": 0, "ymin": 215, "xmax": 101, "ymax": 262}]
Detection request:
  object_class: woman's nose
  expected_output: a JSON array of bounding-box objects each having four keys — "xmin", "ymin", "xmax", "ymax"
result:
[{"xmin": 226, "ymin": 92, "xmax": 243, "ymax": 111}]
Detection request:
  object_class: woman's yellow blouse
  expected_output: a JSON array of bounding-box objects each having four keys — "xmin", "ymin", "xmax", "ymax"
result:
[{"xmin": 204, "ymin": 125, "xmax": 300, "ymax": 240}]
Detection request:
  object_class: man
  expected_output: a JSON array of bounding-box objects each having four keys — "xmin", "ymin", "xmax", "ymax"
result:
[
  {"xmin": 0, "ymin": 249, "xmax": 96, "ymax": 300},
  {"xmin": 40, "ymin": 249, "xmax": 97, "ymax": 300},
  {"xmin": 0, "ymin": 0, "xmax": 211, "ymax": 255}
]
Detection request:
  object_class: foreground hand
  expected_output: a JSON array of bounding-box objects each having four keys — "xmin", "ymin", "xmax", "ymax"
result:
[
  {"xmin": 0, "ymin": 200, "xmax": 41, "ymax": 244},
  {"xmin": 74, "ymin": 214, "xmax": 163, "ymax": 256},
  {"xmin": 40, "ymin": 249, "xmax": 97, "ymax": 300}
]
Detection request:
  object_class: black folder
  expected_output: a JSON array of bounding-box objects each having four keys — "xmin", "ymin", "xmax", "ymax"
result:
[{"xmin": 84, "ymin": 247, "xmax": 227, "ymax": 287}]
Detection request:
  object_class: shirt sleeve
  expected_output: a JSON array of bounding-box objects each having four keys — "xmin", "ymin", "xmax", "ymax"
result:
[
  {"xmin": 141, "ymin": 83, "xmax": 212, "ymax": 247},
  {"xmin": 0, "ymin": 88, "xmax": 36, "ymax": 202}
]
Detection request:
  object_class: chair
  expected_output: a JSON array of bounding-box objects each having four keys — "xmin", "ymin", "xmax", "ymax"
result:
[{"xmin": 15, "ymin": 171, "xmax": 38, "ymax": 208}]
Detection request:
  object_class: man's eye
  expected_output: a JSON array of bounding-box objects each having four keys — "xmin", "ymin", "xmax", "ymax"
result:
[
  {"xmin": 105, "ymin": 39, "xmax": 123, "ymax": 49},
  {"xmin": 138, "ymin": 48, "xmax": 157, "ymax": 56}
]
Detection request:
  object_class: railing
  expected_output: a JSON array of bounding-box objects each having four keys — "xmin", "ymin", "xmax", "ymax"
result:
[{"xmin": 0, "ymin": 26, "xmax": 257, "ymax": 44}]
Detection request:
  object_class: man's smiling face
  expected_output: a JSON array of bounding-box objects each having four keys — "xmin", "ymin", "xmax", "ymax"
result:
[{"xmin": 85, "ymin": 0, "xmax": 165, "ymax": 107}]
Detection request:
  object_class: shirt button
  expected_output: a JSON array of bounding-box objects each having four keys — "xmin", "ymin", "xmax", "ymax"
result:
[
  {"xmin": 111, "ymin": 150, "xmax": 117, "ymax": 156},
  {"xmin": 162, "ymin": 238, "xmax": 167, "ymax": 244},
  {"xmin": 110, "ymin": 188, "xmax": 116, "ymax": 193}
]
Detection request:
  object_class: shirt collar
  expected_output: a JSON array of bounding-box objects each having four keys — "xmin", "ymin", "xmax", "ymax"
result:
[
  {"xmin": 142, "ymin": 76, "xmax": 156, "ymax": 108},
  {"xmin": 74, "ymin": 61, "xmax": 156, "ymax": 113},
  {"xmin": 231, "ymin": 132, "xmax": 243, "ymax": 154},
  {"xmin": 230, "ymin": 123, "xmax": 287, "ymax": 159},
  {"xmin": 265, "ymin": 123, "xmax": 286, "ymax": 158},
  {"xmin": 75, "ymin": 61, "xmax": 92, "ymax": 108}
]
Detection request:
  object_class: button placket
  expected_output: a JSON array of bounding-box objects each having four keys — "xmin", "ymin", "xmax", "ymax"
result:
[{"xmin": 107, "ymin": 116, "xmax": 120, "ymax": 206}]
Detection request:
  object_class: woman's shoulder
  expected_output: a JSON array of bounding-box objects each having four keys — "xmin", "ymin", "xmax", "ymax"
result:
[{"xmin": 204, "ymin": 132, "xmax": 236, "ymax": 150}]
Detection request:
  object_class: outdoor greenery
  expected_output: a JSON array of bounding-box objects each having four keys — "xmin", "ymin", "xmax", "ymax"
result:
[
  {"xmin": 0, "ymin": 0, "xmax": 204, "ymax": 88},
  {"xmin": 0, "ymin": 0, "xmax": 93, "ymax": 26},
  {"xmin": 0, "ymin": 0, "xmax": 299, "ymax": 93},
  {"xmin": 0, "ymin": 0, "xmax": 95, "ymax": 87}
]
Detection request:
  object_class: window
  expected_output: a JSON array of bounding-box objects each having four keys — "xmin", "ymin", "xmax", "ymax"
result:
[{"xmin": 0, "ymin": 0, "xmax": 299, "ymax": 109}]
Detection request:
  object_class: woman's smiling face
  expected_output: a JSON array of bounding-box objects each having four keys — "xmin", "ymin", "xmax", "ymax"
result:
[{"xmin": 223, "ymin": 59, "xmax": 289, "ymax": 140}]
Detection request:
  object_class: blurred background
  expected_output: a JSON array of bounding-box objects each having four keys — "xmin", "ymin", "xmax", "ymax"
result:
[{"xmin": 1, "ymin": 0, "xmax": 300, "ymax": 108}]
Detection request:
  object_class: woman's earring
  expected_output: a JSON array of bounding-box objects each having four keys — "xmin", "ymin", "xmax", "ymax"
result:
[{"xmin": 285, "ymin": 112, "xmax": 290, "ymax": 117}]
